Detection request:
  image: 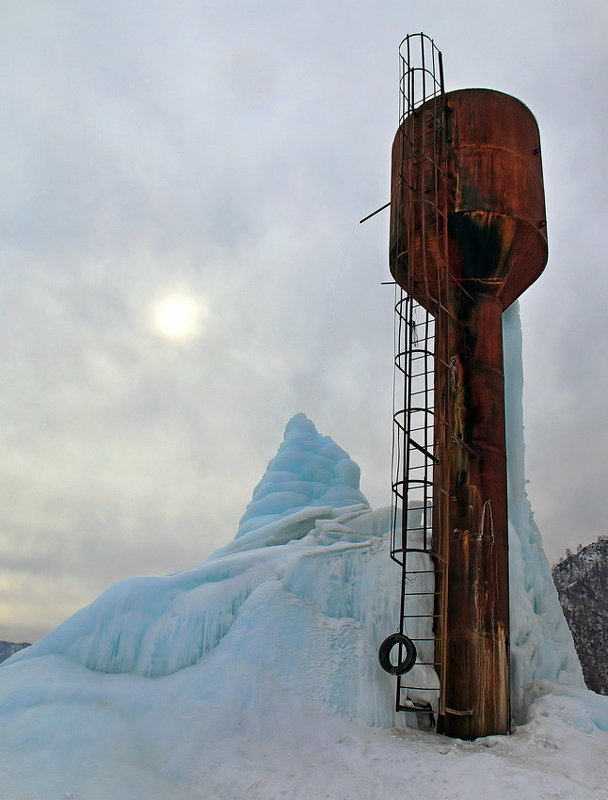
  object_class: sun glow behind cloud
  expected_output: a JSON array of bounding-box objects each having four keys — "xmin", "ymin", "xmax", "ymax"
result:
[{"xmin": 150, "ymin": 293, "xmax": 209, "ymax": 341}]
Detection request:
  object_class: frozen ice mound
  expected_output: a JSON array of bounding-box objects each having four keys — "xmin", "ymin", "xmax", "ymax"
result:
[{"xmin": 3, "ymin": 415, "xmax": 388, "ymax": 705}]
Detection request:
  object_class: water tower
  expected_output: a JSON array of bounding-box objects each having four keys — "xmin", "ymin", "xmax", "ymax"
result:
[{"xmin": 378, "ymin": 34, "xmax": 548, "ymax": 739}]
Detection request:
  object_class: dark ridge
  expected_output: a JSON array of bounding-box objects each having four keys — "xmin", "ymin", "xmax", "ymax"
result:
[
  {"xmin": 552, "ymin": 539, "xmax": 608, "ymax": 695},
  {"xmin": 0, "ymin": 641, "xmax": 30, "ymax": 665}
]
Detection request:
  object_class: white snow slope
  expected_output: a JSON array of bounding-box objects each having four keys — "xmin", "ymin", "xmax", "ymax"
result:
[{"xmin": 1, "ymin": 303, "xmax": 607, "ymax": 800}]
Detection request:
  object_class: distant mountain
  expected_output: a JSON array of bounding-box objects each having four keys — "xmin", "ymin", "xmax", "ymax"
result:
[
  {"xmin": 552, "ymin": 539, "xmax": 608, "ymax": 695},
  {"xmin": 0, "ymin": 640, "xmax": 30, "ymax": 664}
]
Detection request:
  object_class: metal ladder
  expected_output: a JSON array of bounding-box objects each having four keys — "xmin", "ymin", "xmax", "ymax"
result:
[{"xmin": 387, "ymin": 33, "xmax": 450, "ymax": 726}]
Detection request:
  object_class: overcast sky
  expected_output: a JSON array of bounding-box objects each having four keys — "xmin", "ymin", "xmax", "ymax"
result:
[{"xmin": 1, "ymin": 0, "xmax": 606, "ymax": 643}]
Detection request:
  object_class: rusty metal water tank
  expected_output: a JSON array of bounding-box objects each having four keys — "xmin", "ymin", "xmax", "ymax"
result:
[{"xmin": 386, "ymin": 58, "xmax": 549, "ymax": 740}]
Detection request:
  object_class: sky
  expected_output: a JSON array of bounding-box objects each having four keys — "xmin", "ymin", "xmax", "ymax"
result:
[{"xmin": 0, "ymin": 0, "xmax": 606, "ymax": 643}]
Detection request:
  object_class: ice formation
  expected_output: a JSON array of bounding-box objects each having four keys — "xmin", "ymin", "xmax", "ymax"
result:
[
  {"xmin": 503, "ymin": 303, "xmax": 584, "ymax": 718},
  {"xmin": 236, "ymin": 412, "xmax": 370, "ymax": 537},
  {"xmin": 0, "ymin": 303, "xmax": 606, "ymax": 799}
]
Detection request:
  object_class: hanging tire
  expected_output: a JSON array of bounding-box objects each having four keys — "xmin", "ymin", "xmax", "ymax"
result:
[{"xmin": 378, "ymin": 633, "xmax": 417, "ymax": 675}]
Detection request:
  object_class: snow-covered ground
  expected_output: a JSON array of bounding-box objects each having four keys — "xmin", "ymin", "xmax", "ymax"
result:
[
  {"xmin": 1, "ymin": 305, "xmax": 607, "ymax": 799},
  {"xmin": 1, "ymin": 653, "xmax": 607, "ymax": 799}
]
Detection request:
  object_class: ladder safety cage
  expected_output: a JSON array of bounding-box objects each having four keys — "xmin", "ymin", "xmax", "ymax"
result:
[{"xmin": 387, "ymin": 33, "xmax": 450, "ymax": 720}]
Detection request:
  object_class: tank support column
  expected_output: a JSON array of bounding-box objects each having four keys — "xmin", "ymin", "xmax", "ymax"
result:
[{"xmin": 437, "ymin": 292, "xmax": 510, "ymax": 738}]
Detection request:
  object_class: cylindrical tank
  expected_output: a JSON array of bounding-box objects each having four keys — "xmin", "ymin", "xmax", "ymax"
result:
[
  {"xmin": 389, "ymin": 88, "xmax": 548, "ymax": 739},
  {"xmin": 390, "ymin": 88, "xmax": 547, "ymax": 307}
]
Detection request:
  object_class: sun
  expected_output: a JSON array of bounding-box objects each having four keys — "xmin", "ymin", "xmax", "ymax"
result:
[{"xmin": 151, "ymin": 293, "xmax": 208, "ymax": 340}]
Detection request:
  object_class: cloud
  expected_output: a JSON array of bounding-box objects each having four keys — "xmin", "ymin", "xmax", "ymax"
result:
[{"xmin": 0, "ymin": 0, "xmax": 606, "ymax": 639}]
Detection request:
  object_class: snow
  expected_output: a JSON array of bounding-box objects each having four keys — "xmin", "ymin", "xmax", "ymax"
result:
[{"xmin": 1, "ymin": 303, "xmax": 607, "ymax": 798}]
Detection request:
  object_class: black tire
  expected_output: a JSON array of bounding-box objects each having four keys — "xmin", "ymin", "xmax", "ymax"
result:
[{"xmin": 378, "ymin": 633, "xmax": 417, "ymax": 676}]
